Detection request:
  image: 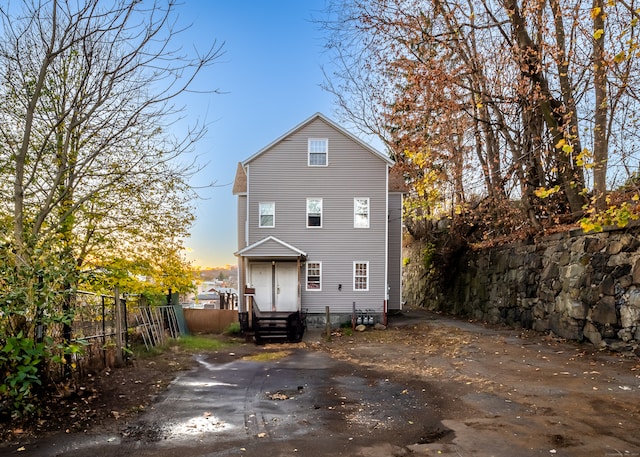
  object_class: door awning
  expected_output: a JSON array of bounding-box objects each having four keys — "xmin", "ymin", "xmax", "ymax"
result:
[{"xmin": 235, "ymin": 236, "xmax": 307, "ymax": 260}]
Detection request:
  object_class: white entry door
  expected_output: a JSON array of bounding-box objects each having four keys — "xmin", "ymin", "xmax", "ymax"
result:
[
  {"xmin": 249, "ymin": 262, "xmax": 298, "ymax": 312},
  {"xmin": 276, "ymin": 262, "xmax": 298, "ymax": 312},
  {"xmin": 250, "ymin": 263, "xmax": 272, "ymax": 312}
]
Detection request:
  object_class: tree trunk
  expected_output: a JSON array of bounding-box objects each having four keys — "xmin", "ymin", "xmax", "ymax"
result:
[
  {"xmin": 592, "ymin": 0, "xmax": 608, "ymax": 211},
  {"xmin": 504, "ymin": 0, "xmax": 586, "ymax": 215}
]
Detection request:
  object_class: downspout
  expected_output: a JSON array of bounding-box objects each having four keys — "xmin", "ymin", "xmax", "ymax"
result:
[
  {"xmin": 384, "ymin": 164, "xmax": 389, "ymax": 326},
  {"xmin": 399, "ymin": 191, "xmax": 404, "ymax": 311},
  {"xmin": 245, "ymin": 164, "xmax": 250, "ymax": 247},
  {"xmin": 242, "ymin": 164, "xmax": 250, "ymax": 313},
  {"xmin": 297, "ymin": 256, "xmax": 301, "ymax": 312}
]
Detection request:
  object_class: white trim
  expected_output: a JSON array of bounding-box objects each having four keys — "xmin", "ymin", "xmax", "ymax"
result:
[
  {"xmin": 258, "ymin": 202, "xmax": 275, "ymax": 228},
  {"xmin": 308, "ymin": 138, "xmax": 328, "ymax": 167},
  {"xmin": 245, "ymin": 165, "xmax": 250, "ymax": 247},
  {"xmin": 306, "ymin": 197, "xmax": 323, "ymax": 228},
  {"xmin": 353, "ymin": 261, "xmax": 369, "ymax": 291},
  {"xmin": 235, "ymin": 235, "xmax": 307, "ymax": 257},
  {"xmin": 242, "ymin": 113, "xmax": 394, "ymax": 167},
  {"xmin": 306, "ymin": 261, "xmax": 322, "ymax": 291},
  {"xmin": 385, "ymin": 164, "xmax": 390, "ymax": 306},
  {"xmin": 354, "ymin": 197, "xmax": 370, "ymax": 228}
]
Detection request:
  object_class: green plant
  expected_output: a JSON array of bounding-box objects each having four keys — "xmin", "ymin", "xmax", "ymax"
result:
[
  {"xmin": 339, "ymin": 321, "xmax": 354, "ymax": 336},
  {"xmin": 174, "ymin": 335, "xmax": 230, "ymax": 351},
  {"xmin": 224, "ymin": 322, "xmax": 241, "ymax": 335},
  {"xmin": 0, "ymin": 333, "xmax": 45, "ymax": 419},
  {"xmin": 132, "ymin": 343, "xmax": 164, "ymax": 359},
  {"xmin": 580, "ymin": 198, "xmax": 640, "ymax": 232},
  {"xmin": 422, "ymin": 242, "xmax": 436, "ymax": 270}
]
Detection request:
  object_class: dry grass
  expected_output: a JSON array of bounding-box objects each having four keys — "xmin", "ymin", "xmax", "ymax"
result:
[{"xmin": 242, "ymin": 350, "xmax": 292, "ymax": 362}]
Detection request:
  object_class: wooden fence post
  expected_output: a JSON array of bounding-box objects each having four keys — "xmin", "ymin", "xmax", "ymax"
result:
[{"xmin": 325, "ymin": 306, "xmax": 331, "ymax": 341}]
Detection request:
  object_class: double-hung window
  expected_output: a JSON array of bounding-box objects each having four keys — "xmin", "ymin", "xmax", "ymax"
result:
[
  {"xmin": 259, "ymin": 202, "xmax": 275, "ymax": 228},
  {"xmin": 308, "ymin": 139, "xmax": 328, "ymax": 166},
  {"xmin": 353, "ymin": 261, "xmax": 369, "ymax": 291},
  {"xmin": 354, "ymin": 198, "xmax": 370, "ymax": 228},
  {"xmin": 307, "ymin": 198, "xmax": 322, "ymax": 227},
  {"xmin": 306, "ymin": 262, "xmax": 322, "ymax": 290}
]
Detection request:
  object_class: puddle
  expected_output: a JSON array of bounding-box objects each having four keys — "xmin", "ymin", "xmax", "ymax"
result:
[
  {"xmin": 175, "ymin": 379, "xmax": 238, "ymax": 388},
  {"xmin": 169, "ymin": 413, "xmax": 234, "ymax": 435}
]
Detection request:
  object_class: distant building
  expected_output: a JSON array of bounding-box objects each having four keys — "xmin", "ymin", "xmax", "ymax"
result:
[{"xmin": 182, "ymin": 281, "xmax": 238, "ymax": 309}]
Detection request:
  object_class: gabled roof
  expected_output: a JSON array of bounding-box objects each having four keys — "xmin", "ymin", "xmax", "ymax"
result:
[
  {"xmin": 235, "ymin": 236, "xmax": 307, "ymax": 259},
  {"xmin": 242, "ymin": 112, "xmax": 394, "ymax": 166},
  {"xmin": 388, "ymin": 164, "xmax": 410, "ymax": 193},
  {"xmin": 232, "ymin": 162, "xmax": 247, "ymax": 195}
]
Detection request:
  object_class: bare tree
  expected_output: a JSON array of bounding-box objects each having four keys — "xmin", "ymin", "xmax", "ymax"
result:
[
  {"xmin": 0, "ymin": 0, "xmax": 223, "ymax": 269},
  {"xmin": 319, "ymin": 0, "xmax": 640, "ymax": 237},
  {"xmin": 0, "ymin": 0, "xmax": 223, "ymax": 407}
]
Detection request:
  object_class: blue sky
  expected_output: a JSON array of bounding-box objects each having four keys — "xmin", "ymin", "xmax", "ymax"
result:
[{"xmin": 175, "ymin": 1, "xmax": 335, "ymax": 268}]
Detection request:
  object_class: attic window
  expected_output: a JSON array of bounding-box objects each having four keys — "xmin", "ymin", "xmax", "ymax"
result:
[{"xmin": 308, "ymin": 138, "xmax": 328, "ymax": 166}]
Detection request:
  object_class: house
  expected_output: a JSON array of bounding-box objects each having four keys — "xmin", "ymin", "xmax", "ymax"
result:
[{"xmin": 233, "ymin": 113, "xmax": 404, "ymax": 328}]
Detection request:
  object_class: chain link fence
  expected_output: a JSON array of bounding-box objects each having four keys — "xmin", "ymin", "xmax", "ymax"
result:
[{"xmin": 61, "ymin": 291, "xmax": 186, "ymax": 376}]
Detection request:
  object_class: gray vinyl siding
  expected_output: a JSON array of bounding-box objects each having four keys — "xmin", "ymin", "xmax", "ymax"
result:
[
  {"xmin": 236, "ymin": 195, "xmax": 247, "ymax": 309},
  {"xmin": 241, "ymin": 239, "xmax": 301, "ymax": 257},
  {"xmin": 246, "ymin": 117, "xmax": 389, "ymax": 315},
  {"xmin": 237, "ymin": 195, "xmax": 247, "ymax": 250},
  {"xmin": 387, "ymin": 192, "xmax": 403, "ymax": 310}
]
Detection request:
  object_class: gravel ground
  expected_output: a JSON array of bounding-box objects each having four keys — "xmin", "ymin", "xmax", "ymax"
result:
[{"xmin": 2, "ymin": 308, "xmax": 640, "ymax": 457}]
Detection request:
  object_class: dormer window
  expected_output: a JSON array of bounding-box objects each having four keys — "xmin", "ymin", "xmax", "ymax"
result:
[{"xmin": 308, "ymin": 138, "xmax": 328, "ymax": 166}]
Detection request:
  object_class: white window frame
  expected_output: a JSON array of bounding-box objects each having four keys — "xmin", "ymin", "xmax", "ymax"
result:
[
  {"xmin": 354, "ymin": 198, "xmax": 370, "ymax": 228},
  {"xmin": 353, "ymin": 261, "xmax": 369, "ymax": 291},
  {"xmin": 259, "ymin": 202, "xmax": 275, "ymax": 228},
  {"xmin": 306, "ymin": 262, "xmax": 322, "ymax": 291},
  {"xmin": 308, "ymin": 138, "xmax": 328, "ymax": 166},
  {"xmin": 306, "ymin": 198, "xmax": 323, "ymax": 228}
]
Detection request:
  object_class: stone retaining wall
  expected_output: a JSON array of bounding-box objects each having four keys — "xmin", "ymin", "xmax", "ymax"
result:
[{"xmin": 403, "ymin": 226, "xmax": 640, "ymax": 354}]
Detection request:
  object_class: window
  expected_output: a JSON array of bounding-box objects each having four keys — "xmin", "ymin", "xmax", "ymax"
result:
[
  {"xmin": 308, "ymin": 138, "xmax": 328, "ymax": 166},
  {"xmin": 259, "ymin": 202, "xmax": 275, "ymax": 228},
  {"xmin": 354, "ymin": 198, "xmax": 370, "ymax": 228},
  {"xmin": 306, "ymin": 262, "xmax": 322, "ymax": 290},
  {"xmin": 307, "ymin": 198, "xmax": 322, "ymax": 227},
  {"xmin": 354, "ymin": 261, "xmax": 369, "ymax": 291}
]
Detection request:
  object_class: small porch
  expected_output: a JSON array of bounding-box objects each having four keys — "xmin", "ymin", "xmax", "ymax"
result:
[
  {"xmin": 238, "ymin": 307, "xmax": 307, "ymax": 344},
  {"xmin": 235, "ymin": 236, "xmax": 307, "ymax": 343}
]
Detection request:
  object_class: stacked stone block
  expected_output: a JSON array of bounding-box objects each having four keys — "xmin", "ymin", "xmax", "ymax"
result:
[{"xmin": 403, "ymin": 226, "xmax": 640, "ymax": 353}]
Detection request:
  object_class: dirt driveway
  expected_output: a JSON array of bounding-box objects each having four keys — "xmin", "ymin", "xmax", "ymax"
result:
[
  {"xmin": 3, "ymin": 309, "xmax": 640, "ymax": 456},
  {"xmin": 323, "ymin": 310, "xmax": 640, "ymax": 456}
]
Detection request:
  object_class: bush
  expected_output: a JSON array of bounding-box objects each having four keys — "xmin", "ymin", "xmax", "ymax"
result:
[
  {"xmin": 224, "ymin": 322, "xmax": 241, "ymax": 335},
  {"xmin": 0, "ymin": 333, "xmax": 45, "ymax": 419}
]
